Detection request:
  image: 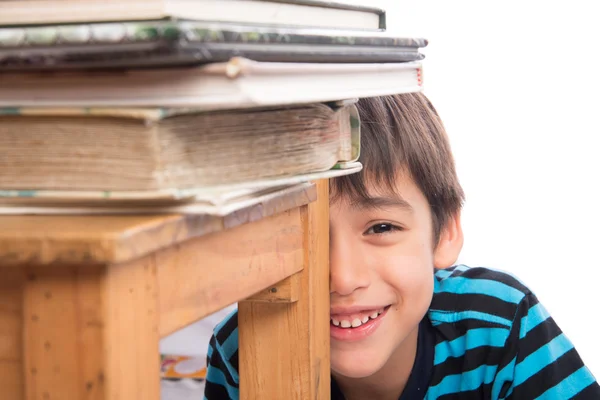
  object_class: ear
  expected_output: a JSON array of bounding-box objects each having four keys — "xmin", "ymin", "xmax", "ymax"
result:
[{"xmin": 434, "ymin": 211, "xmax": 464, "ymax": 269}]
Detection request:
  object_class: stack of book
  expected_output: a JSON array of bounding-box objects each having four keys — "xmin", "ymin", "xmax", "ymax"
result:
[
  {"xmin": 0, "ymin": 0, "xmax": 428, "ymax": 395},
  {"xmin": 0, "ymin": 0, "xmax": 427, "ymax": 217}
]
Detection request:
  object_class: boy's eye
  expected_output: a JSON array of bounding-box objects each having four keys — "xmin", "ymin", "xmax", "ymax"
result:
[{"xmin": 365, "ymin": 223, "xmax": 400, "ymax": 235}]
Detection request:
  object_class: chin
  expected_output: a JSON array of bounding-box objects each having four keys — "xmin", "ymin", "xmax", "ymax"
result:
[{"xmin": 330, "ymin": 349, "xmax": 387, "ymax": 379}]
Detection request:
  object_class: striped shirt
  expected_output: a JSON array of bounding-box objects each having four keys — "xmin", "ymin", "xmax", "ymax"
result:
[{"xmin": 204, "ymin": 265, "xmax": 600, "ymax": 399}]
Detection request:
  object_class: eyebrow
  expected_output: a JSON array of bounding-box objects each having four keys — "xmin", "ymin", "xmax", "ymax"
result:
[{"xmin": 350, "ymin": 195, "xmax": 414, "ymax": 213}]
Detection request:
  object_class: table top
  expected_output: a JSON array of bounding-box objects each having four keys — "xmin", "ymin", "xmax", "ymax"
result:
[{"xmin": 0, "ymin": 183, "xmax": 316, "ymax": 266}]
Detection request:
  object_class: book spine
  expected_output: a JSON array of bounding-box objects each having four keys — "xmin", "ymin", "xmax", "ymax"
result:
[
  {"xmin": 334, "ymin": 103, "xmax": 360, "ymax": 162},
  {"xmin": 0, "ymin": 21, "xmax": 425, "ymax": 49}
]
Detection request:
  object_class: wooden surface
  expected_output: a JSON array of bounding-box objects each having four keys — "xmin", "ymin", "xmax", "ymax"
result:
[
  {"xmin": 0, "ymin": 268, "xmax": 24, "ymax": 399},
  {"xmin": 238, "ymin": 179, "xmax": 330, "ymax": 399},
  {"xmin": 157, "ymin": 208, "xmax": 304, "ymax": 337},
  {"xmin": 246, "ymin": 272, "xmax": 301, "ymax": 303},
  {"xmin": 103, "ymin": 258, "xmax": 160, "ymax": 400},
  {"xmin": 23, "ymin": 265, "xmax": 106, "ymax": 400},
  {"xmin": 18, "ymin": 260, "xmax": 161, "ymax": 400},
  {"xmin": 0, "ymin": 181, "xmax": 328, "ymax": 399},
  {"xmin": 0, "ymin": 183, "xmax": 316, "ymax": 266}
]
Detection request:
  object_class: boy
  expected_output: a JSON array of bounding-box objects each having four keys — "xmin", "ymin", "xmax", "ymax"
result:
[{"xmin": 204, "ymin": 93, "xmax": 600, "ymax": 399}]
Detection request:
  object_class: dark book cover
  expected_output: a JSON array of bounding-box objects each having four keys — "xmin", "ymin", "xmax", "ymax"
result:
[{"xmin": 0, "ymin": 20, "xmax": 426, "ymax": 71}]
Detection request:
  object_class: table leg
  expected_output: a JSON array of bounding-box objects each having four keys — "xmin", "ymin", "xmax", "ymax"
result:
[
  {"xmin": 0, "ymin": 268, "xmax": 24, "ymax": 399},
  {"xmin": 19, "ymin": 257, "xmax": 160, "ymax": 400},
  {"xmin": 239, "ymin": 179, "xmax": 330, "ymax": 399}
]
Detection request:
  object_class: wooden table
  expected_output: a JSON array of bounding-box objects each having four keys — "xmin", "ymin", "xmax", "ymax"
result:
[{"xmin": 0, "ymin": 180, "xmax": 331, "ymax": 400}]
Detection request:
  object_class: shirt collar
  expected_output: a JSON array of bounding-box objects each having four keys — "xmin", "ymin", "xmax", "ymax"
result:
[{"xmin": 331, "ymin": 316, "xmax": 435, "ymax": 400}]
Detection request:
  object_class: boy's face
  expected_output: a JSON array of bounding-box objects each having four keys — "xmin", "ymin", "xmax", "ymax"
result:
[{"xmin": 329, "ymin": 172, "xmax": 461, "ymax": 379}]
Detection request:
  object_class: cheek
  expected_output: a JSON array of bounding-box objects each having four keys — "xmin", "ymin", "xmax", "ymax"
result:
[{"xmin": 375, "ymin": 248, "xmax": 435, "ymax": 307}]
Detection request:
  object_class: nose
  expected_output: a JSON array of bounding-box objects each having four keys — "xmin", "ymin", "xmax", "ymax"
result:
[{"xmin": 329, "ymin": 231, "xmax": 371, "ymax": 296}]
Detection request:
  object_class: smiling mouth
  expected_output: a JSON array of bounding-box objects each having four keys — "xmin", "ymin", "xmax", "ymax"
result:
[{"xmin": 330, "ymin": 305, "xmax": 392, "ymax": 329}]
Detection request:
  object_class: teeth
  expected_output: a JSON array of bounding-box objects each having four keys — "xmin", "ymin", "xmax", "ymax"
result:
[{"xmin": 331, "ymin": 308, "xmax": 387, "ymax": 328}]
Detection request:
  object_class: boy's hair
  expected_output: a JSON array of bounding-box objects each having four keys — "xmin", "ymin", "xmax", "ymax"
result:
[{"xmin": 331, "ymin": 93, "xmax": 465, "ymax": 246}]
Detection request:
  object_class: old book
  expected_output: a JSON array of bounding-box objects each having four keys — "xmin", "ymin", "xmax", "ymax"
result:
[
  {"xmin": 0, "ymin": 182, "xmax": 322, "ymax": 216},
  {"xmin": 0, "ymin": 20, "xmax": 426, "ymax": 71},
  {"xmin": 0, "ymin": 0, "xmax": 386, "ymax": 30},
  {"xmin": 0, "ymin": 163, "xmax": 361, "ymax": 221},
  {"xmin": 0, "ymin": 103, "xmax": 360, "ymax": 192},
  {"xmin": 0, "ymin": 57, "xmax": 424, "ymax": 108}
]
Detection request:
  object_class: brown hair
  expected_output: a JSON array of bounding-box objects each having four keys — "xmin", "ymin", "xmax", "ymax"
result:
[{"xmin": 331, "ymin": 93, "xmax": 465, "ymax": 245}]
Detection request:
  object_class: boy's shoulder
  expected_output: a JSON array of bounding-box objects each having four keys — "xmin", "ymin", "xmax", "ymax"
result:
[
  {"xmin": 205, "ymin": 309, "xmax": 240, "ymax": 398},
  {"xmin": 210, "ymin": 308, "xmax": 239, "ymax": 364},
  {"xmin": 430, "ymin": 264, "xmax": 532, "ymax": 327}
]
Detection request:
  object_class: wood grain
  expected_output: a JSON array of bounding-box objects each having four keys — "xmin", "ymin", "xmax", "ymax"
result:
[
  {"xmin": 245, "ymin": 272, "xmax": 301, "ymax": 303},
  {"xmin": 104, "ymin": 257, "xmax": 160, "ymax": 400},
  {"xmin": 238, "ymin": 180, "xmax": 330, "ymax": 399},
  {"xmin": 23, "ymin": 265, "xmax": 105, "ymax": 400},
  {"xmin": 0, "ymin": 183, "xmax": 316, "ymax": 266},
  {"xmin": 0, "ymin": 268, "xmax": 24, "ymax": 400},
  {"xmin": 20, "ymin": 258, "xmax": 160, "ymax": 400},
  {"xmin": 157, "ymin": 208, "xmax": 304, "ymax": 337}
]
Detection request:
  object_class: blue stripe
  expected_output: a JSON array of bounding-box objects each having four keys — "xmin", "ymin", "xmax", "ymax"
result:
[
  {"xmin": 435, "ymin": 264, "xmax": 470, "ymax": 279},
  {"xmin": 222, "ymin": 327, "xmax": 239, "ymax": 359},
  {"xmin": 535, "ymin": 366, "xmax": 596, "ymax": 399},
  {"xmin": 214, "ymin": 310, "xmax": 236, "ymax": 332},
  {"xmin": 434, "ymin": 327, "xmax": 508, "ymax": 365},
  {"xmin": 436, "ymin": 276, "xmax": 525, "ymax": 304},
  {"xmin": 429, "ymin": 310, "xmax": 513, "ymax": 327},
  {"xmin": 521, "ymin": 303, "xmax": 551, "ymax": 337},
  {"xmin": 491, "ymin": 356, "xmax": 516, "ymax": 399},
  {"xmin": 428, "ymin": 364, "xmax": 498, "ymax": 396},
  {"xmin": 220, "ymin": 327, "xmax": 239, "ymax": 382},
  {"xmin": 205, "ymin": 366, "xmax": 240, "ymax": 399},
  {"xmin": 514, "ymin": 333, "xmax": 574, "ymax": 386}
]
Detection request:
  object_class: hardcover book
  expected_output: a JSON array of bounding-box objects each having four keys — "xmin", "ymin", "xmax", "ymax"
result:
[
  {"xmin": 0, "ymin": 57, "xmax": 424, "ymax": 108},
  {"xmin": 0, "ymin": 102, "xmax": 360, "ymax": 192},
  {"xmin": 0, "ymin": 20, "xmax": 425, "ymax": 70},
  {"xmin": 0, "ymin": 0, "xmax": 386, "ymax": 30}
]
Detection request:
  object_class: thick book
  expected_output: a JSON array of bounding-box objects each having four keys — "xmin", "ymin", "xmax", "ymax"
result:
[
  {"xmin": 0, "ymin": 182, "xmax": 318, "ymax": 215},
  {"xmin": 0, "ymin": 167, "xmax": 362, "ymax": 215},
  {"xmin": 0, "ymin": 0, "xmax": 386, "ymax": 30},
  {"xmin": 0, "ymin": 20, "xmax": 426, "ymax": 70},
  {"xmin": 0, "ymin": 103, "xmax": 360, "ymax": 192},
  {"xmin": 0, "ymin": 57, "xmax": 424, "ymax": 108}
]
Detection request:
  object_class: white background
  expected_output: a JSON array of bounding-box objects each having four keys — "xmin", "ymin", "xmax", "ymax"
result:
[
  {"xmin": 161, "ymin": 0, "xmax": 600, "ymax": 378},
  {"xmin": 385, "ymin": 0, "xmax": 600, "ymax": 375}
]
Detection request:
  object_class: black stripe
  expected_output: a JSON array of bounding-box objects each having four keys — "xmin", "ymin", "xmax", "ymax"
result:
[
  {"xmin": 436, "ymin": 265, "xmax": 462, "ymax": 278},
  {"xmin": 450, "ymin": 266, "xmax": 532, "ymax": 295},
  {"xmin": 331, "ymin": 377, "xmax": 345, "ymax": 400},
  {"xmin": 429, "ymin": 346, "xmax": 505, "ymax": 387},
  {"xmin": 498, "ymin": 380, "xmax": 512, "ymax": 398},
  {"xmin": 431, "ymin": 292, "xmax": 519, "ymax": 322},
  {"xmin": 433, "ymin": 320, "xmax": 509, "ymax": 344},
  {"xmin": 495, "ymin": 299, "xmax": 521, "ymax": 374},
  {"xmin": 207, "ymin": 340, "xmax": 239, "ymax": 389},
  {"xmin": 436, "ymin": 382, "xmax": 492, "ymax": 400},
  {"xmin": 517, "ymin": 315, "xmax": 562, "ymax": 363},
  {"xmin": 230, "ymin": 349, "xmax": 239, "ymax": 372},
  {"xmin": 510, "ymin": 348, "xmax": 585, "ymax": 399},
  {"xmin": 574, "ymin": 380, "xmax": 600, "ymax": 399},
  {"xmin": 204, "ymin": 380, "xmax": 235, "ymax": 400},
  {"xmin": 215, "ymin": 311, "xmax": 238, "ymax": 345}
]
